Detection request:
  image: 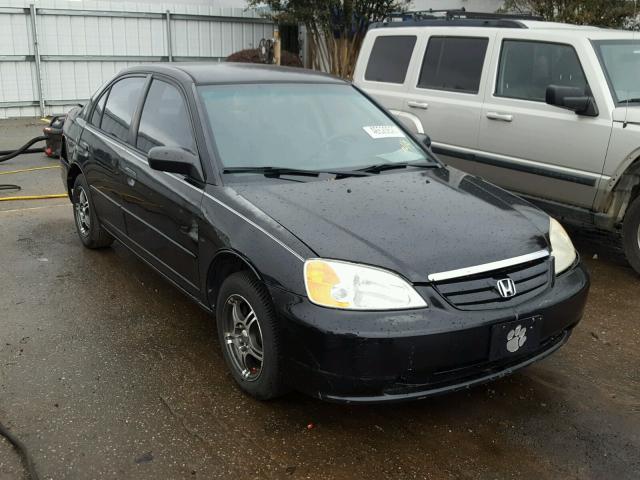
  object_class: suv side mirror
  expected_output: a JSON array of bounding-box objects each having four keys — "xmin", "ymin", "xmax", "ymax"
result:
[
  {"xmin": 545, "ymin": 85, "xmax": 598, "ymax": 117},
  {"xmin": 148, "ymin": 146, "xmax": 202, "ymax": 181}
]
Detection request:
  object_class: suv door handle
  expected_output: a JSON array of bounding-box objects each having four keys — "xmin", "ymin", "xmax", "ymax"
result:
[
  {"xmin": 486, "ymin": 112, "xmax": 513, "ymax": 122},
  {"xmin": 408, "ymin": 101, "xmax": 429, "ymax": 110}
]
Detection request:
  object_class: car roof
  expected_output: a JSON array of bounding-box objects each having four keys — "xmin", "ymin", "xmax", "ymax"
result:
[{"xmin": 119, "ymin": 62, "xmax": 346, "ymax": 86}]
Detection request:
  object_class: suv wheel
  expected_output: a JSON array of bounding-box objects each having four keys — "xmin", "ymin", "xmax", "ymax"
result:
[
  {"xmin": 216, "ymin": 271, "xmax": 288, "ymax": 400},
  {"xmin": 623, "ymin": 195, "xmax": 640, "ymax": 275},
  {"xmin": 72, "ymin": 174, "xmax": 114, "ymax": 249}
]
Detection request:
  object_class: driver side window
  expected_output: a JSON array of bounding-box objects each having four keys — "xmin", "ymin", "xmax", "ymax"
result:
[
  {"xmin": 496, "ymin": 40, "xmax": 588, "ymax": 102},
  {"xmin": 135, "ymin": 80, "xmax": 196, "ymax": 155}
]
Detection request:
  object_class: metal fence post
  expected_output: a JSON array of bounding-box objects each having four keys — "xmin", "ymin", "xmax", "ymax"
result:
[
  {"xmin": 165, "ymin": 10, "xmax": 173, "ymax": 62},
  {"xmin": 29, "ymin": 4, "xmax": 45, "ymax": 116}
]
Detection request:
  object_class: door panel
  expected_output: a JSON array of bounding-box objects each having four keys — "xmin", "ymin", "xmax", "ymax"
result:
[
  {"xmin": 80, "ymin": 76, "xmax": 147, "ymax": 234},
  {"xmin": 119, "ymin": 78, "xmax": 203, "ymax": 295},
  {"xmin": 405, "ymin": 33, "xmax": 495, "ymax": 175},
  {"xmin": 81, "ymin": 123, "xmax": 127, "ymax": 234},
  {"xmin": 477, "ymin": 37, "xmax": 611, "ymax": 208},
  {"xmin": 119, "ymin": 156, "xmax": 203, "ymax": 295}
]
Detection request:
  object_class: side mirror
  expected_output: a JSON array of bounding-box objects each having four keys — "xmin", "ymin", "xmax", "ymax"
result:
[
  {"xmin": 545, "ymin": 85, "xmax": 598, "ymax": 117},
  {"xmin": 415, "ymin": 132, "xmax": 432, "ymax": 148},
  {"xmin": 148, "ymin": 146, "xmax": 202, "ymax": 181}
]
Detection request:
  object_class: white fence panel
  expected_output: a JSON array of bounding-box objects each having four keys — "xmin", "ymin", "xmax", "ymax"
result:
[{"xmin": 0, "ymin": 0, "xmax": 274, "ymax": 118}]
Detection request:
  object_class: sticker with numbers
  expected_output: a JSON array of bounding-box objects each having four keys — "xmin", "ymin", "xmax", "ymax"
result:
[{"xmin": 362, "ymin": 125, "xmax": 405, "ymax": 139}]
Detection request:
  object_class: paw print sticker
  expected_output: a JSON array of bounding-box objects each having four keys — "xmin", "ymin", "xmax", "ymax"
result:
[{"xmin": 506, "ymin": 325, "xmax": 527, "ymax": 353}]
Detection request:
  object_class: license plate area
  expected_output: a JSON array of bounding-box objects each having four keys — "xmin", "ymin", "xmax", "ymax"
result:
[{"xmin": 489, "ymin": 315, "xmax": 541, "ymax": 361}]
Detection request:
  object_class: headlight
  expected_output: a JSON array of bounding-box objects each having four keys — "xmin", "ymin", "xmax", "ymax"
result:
[
  {"xmin": 549, "ymin": 218, "xmax": 577, "ymax": 275},
  {"xmin": 304, "ymin": 259, "xmax": 427, "ymax": 310}
]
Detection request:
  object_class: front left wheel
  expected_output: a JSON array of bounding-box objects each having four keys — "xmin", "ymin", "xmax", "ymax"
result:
[{"xmin": 216, "ymin": 271, "xmax": 288, "ymax": 400}]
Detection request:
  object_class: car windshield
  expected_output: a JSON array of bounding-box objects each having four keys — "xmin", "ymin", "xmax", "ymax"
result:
[
  {"xmin": 593, "ymin": 40, "xmax": 640, "ymax": 104},
  {"xmin": 197, "ymin": 83, "xmax": 435, "ymax": 173}
]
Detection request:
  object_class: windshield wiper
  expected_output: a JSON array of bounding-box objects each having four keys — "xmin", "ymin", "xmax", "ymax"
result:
[
  {"xmin": 619, "ymin": 98, "xmax": 640, "ymax": 104},
  {"xmin": 357, "ymin": 161, "xmax": 438, "ymax": 174},
  {"xmin": 223, "ymin": 166, "xmax": 370, "ymax": 178}
]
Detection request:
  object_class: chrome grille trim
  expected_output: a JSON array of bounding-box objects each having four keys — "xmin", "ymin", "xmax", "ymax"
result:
[{"xmin": 428, "ymin": 250, "xmax": 550, "ymax": 282}]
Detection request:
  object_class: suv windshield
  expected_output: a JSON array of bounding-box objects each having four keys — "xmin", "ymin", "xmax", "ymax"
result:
[
  {"xmin": 198, "ymin": 83, "xmax": 435, "ymax": 173},
  {"xmin": 593, "ymin": 40, "xmax": 640, "ymax": 104}
]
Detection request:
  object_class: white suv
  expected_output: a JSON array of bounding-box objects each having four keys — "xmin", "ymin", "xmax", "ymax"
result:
[{"xmin": 353, "ymin": 14, "xmax": 640, "ymax": 275}]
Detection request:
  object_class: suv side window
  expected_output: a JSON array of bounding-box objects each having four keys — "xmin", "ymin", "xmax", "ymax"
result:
[
  {"xmin": 496, "ymin": 40, "xmax": 588, "ymax": 102},
  {"xmin": 90, "ymin": 90, "xmax": 108, "ymax": 127},
  {"xmin": 101, "ymin": 77, "xmax": 146, "ymax": 142},
  {"xmin": 418, "ymin": 37, "xmax": 489, "ymax": 94},
  {"xmin": 365, "ymin": 35, "xmax": 417, "ymax": 84},
  {"xmin": 136, "ymin": 80, "xmax": 196, "ymax": 155}
]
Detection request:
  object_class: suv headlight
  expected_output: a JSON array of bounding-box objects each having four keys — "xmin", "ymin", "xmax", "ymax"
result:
[
  {"xmin": 549, "ymin": 218, "xmax": 577, "ymax": 275},
  {"xmin": 304, "ymin": 259, "xmax": 427, "ymax": 310}
]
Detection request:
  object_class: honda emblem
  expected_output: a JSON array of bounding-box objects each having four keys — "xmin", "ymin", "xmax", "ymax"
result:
[{"xmin": 497, "ymin": 278, "xmax": 517, "ymax": 298}]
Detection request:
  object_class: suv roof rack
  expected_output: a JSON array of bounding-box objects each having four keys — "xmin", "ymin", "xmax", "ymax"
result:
[{"xmin": 371, "ymin": 8, "xmax": 544, "ymax": 30}]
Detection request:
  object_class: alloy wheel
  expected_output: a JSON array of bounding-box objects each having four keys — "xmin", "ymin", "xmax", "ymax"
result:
[
  {"xmin": 222, "ymin": 294, "xmax": 264, "ymax": 381},
  {"xmin": 74, "ymin": 187, "xmax": 91, "ymax": 236}
]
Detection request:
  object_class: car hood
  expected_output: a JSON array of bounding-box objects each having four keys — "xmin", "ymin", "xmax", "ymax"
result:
[{"xmin": 231, "ymin": 168, "xmax": 549, "ymax": 282}]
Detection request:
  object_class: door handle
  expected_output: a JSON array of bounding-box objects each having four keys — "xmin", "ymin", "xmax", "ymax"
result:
[
  {"xmin": 408, "ymin": 101, "xmax": 429, "ymax": 110},
  {"xmin": 76, "ymin": 140, "xmax": 90, "ymax": 158},
  {"xmin": 486, "ymin": 112, "xmax": 513, "ymax": 122},
  {"xmin": 121, "ymin": 165, "xmax": 137, "ymax": 179}
]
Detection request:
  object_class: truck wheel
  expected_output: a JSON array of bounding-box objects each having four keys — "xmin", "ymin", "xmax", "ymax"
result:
[
  {"xmin": 216, "ymin": 271, "xmax": 288, "ymax": 400},
  {"xmin": 72, "ymin": 174, "xmax": 114, "ymax": 249},
  {"xmin": 623, "ymin": 195, "xmax": 640, "ymax": 275}
]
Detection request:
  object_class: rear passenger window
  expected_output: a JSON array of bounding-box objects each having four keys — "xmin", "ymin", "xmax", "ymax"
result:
[
  {"xmin": 136, "ymin": 80, "xmax": 196, "ymax": 155},
  {"xmin": 101, "ymin": 77, "xmax": 146, "ymax": 142},
  {"xmin": 496, "ymin": 40, "xmax": 588, "ymax": 102},
  {"xmin": 365, "ymin": 36, "xmax": 416, "ymax": 84},
  {"xmin": 90, "ymin": 91, "xmax": 108, "ymax": 127},
  {"xmin": 418, "ymin": 37, "xmax": 488, "ymax": 94}
]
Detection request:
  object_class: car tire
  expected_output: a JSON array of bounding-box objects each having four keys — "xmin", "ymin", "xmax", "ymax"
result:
[
  {"xmin": 72, "ymin": 174, "xmax": 114, "ymax": 249},
  {"xmin": 623, "ymin": 195, "xmax": 640, "ymax": 275},
  {"xmin": 216, "ymin": 271, "xmax": 288, "ymax": 400}
]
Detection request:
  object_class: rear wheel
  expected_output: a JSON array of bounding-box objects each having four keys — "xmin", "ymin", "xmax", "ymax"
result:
[
  {"xmin": 623, "ymin": 195, "xmax": 640, "ymax": 275},
  {"xmin": 216, "ymin": 271, "xmax": 287, "ymax": 400},
  {"xmin": 72, "ymin": 174, "xmax": 114, "ymax": 249}
]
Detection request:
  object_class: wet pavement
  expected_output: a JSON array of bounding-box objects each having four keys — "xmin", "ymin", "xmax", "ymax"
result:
[{"xmin": 1, "ymin": 120, "xmax": 639, "ymax": 479}]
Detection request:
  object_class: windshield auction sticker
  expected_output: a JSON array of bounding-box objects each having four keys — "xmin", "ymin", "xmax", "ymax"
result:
[{"xmin": 363, "ymin": 125, "xmax": 405, "ymax": 139}]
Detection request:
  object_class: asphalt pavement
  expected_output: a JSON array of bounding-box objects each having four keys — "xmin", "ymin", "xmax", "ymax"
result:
[{"xmin": 0, "ymin": 119, "xmax": 638, "ymax": 479}]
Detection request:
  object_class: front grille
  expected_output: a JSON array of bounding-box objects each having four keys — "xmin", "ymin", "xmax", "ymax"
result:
[{"xmin": 433, "ymin": 256, "xmax": 552, "ymax": 310}]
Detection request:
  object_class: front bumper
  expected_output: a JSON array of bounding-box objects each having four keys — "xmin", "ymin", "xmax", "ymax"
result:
[{"xmin": 269, "ymin": 262, "xmax": 589, "ymax": 404}]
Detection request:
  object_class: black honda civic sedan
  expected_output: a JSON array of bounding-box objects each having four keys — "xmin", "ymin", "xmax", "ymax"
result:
[{"xmin": 60, "ymin": 63, "xmax": 589, "ymax": 403}]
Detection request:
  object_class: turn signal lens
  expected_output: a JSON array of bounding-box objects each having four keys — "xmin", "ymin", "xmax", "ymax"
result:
[{"xmin": 304, "ymin": 259, "xmax": 427, "ymax": 310}]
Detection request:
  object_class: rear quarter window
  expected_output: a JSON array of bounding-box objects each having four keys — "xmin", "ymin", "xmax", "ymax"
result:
[{"xmin": 364, "ymin": 35, "xmax": 417, "ymax": 84}]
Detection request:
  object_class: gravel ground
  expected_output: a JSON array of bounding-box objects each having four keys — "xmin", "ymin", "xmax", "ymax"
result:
[{"xmin": 0, "ymin": 119, "xmax": 638, "ymax": 480}]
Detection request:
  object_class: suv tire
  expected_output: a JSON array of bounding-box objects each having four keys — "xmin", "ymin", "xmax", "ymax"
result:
[
  {"xmin": 623, "ymin": 195, "xmax": 640, "ymax": 275},
  {"xmin": 72, "ymin": 174, "xmax": 114, "ymax": 249}
]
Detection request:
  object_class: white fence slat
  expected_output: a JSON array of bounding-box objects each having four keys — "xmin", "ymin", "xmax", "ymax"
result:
[{"xmin": 0, "ymin": 2, "xmax": 273, "ymax": 118}]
